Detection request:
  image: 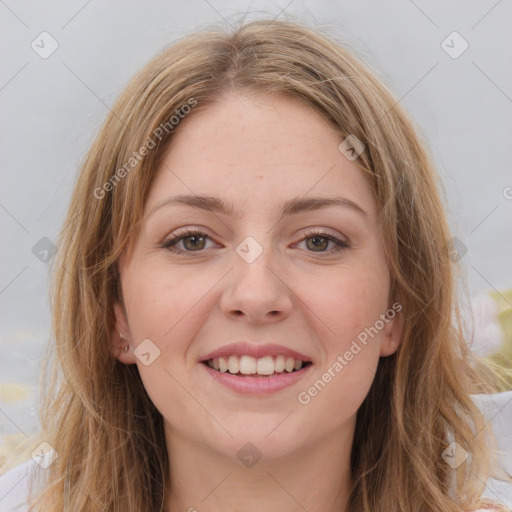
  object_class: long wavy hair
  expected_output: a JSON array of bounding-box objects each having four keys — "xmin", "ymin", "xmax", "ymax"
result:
[{"xmin": 26, "ymin": 18, "xmax": 510, "ymax": 512}]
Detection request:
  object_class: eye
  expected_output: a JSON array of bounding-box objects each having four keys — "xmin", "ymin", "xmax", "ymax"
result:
[
  {"xmin": 160, "ymin": 227, "xmax": 351, "ymax": 256},
  {"xmin": 296, "ymin": 229, "xmax": 351, "ymax": 254},
  {"xmin": 160, "ymin": 228, "xmax": 215, "ymax": 254}
]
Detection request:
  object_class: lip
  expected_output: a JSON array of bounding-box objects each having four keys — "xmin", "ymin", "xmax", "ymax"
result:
[
  {"xmin": 201, "ymin": 361, "xmax": 313, "ymax": 395},
  {"xmin": 199, "ymin": 342, "xmax": 312, "ymax": 363}
]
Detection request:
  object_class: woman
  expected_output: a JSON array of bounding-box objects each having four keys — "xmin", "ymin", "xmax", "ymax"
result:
[{"xmin": 1, "ymin": 18, "xmax": 511, "ymax": 512}]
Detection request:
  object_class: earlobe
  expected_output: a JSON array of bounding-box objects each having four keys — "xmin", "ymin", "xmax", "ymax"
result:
[
  {"xmin": 380, "ymin": 338, "xmax": 398, "ymax": 357},
  {"xmin": 379, "ymin": 305, "xmax": 405, "ymax": 357},
  {"xmin": 111, "ymin": 301, "xmax": 137, "ymax": 364}
]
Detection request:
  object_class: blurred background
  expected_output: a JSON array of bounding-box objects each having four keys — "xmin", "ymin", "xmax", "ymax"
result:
[{"xmin": 0, "ymin": 0, "xmax": 511, "ymax": 473}]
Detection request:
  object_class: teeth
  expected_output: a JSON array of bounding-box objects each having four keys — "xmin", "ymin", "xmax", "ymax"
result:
[
  {"xmin": 257, "ymin": 356, "xmax": 275, "ymax": 375},
  {"xmin": 285, "ymin": 357, "xmax": 295, "ymax": 372},
  {"xmin": 274, "ymin": 355, "xmax": 285, "ymax": 372},
  {"xmin": 207, "ymin": 355, "xmax": 307, "ymax": 375},
  {"xmin": 239, "ymin": 355, "xmax": 256, "ymax": 374},
  {"xmin": 227, "ymin": 355, "xmax": 239, "ymax": 374}
]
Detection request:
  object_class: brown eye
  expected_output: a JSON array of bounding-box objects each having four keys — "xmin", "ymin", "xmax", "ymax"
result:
[
  {"xmin": 305, "ymin": 236, "xmax": 330, "ymax": 251},
  {"xmin": 160, "ymin": 229, "xmax": 214, "ymax": 254},
  {"xmin": 182, "ymin": 234, "xmax": 206, "ymax": 251},
  {"xmin": 297, "ymin": 230, "xmax": 351, "ymax": 255}
]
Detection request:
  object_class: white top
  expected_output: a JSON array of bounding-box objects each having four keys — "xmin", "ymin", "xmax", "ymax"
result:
[{"xmin": 1, "ymin": 391, "xmax": 511, "ymax": 511}]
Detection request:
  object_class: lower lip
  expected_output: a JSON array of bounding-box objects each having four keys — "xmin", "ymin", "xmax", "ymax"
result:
[{"xmin": 201, "ymin": 363, "xmax": 313, "ymax": 395}]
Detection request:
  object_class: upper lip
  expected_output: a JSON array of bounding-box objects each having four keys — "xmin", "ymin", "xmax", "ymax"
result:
[{"xmin": 199, "ymin": 342, "xmax": 313, "ymax": 363}]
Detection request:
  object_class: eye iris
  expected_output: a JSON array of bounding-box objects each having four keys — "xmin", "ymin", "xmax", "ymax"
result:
[
  {"xmin": 183, "ymin": 235, "xmax": 206, "ymax": 251},
  {"xmin": 306, "ymin": 236, "xmax": 328, "ymax": 251}
]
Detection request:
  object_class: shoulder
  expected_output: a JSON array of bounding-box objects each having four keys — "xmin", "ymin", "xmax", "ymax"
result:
[
  {"xmin": 471, "ymin": 390, "xmax": 512, "ymax": 511},
  {"xmin": 0, "ymin": 458, "xmax": 34, "ymax": 511},
  {"xmin": 0, "ymin": 455, "xmax": 48, "ymax": 512},
  {"xmin": 472, "ymin": 389, "xmax": 512, "ymax": 475}
]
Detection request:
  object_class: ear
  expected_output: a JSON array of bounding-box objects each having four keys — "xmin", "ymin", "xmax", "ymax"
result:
[
  {"xmin": 111, "ymin": 301, "xmax": 137, "ymax": 364},
  {"xmin": 379, "ymin": 301, "xmax": 405, "ymax": 357}
]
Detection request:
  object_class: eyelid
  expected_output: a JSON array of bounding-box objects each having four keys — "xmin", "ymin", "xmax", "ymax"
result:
[
  {"xmin": 295, "ymin": 228, "xmax": 351, "ymax": 254},
  {"xmin": 159, "ymin": 226, "xmax": 351, "ymax": 255},
  {"xmin": 159, "ymin": 227, "xmax": 215, "ymax": 250},
  {"xmin": 300, "ymin": 227, "xmax": 350, "ymax": 244}
]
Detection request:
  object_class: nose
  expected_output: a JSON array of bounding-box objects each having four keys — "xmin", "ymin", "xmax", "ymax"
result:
[{"xmin": 220, "ymin": 245, "xmax": 294, "ymax": 325}]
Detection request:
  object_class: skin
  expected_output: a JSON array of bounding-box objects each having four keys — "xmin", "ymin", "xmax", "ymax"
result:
[{"xmin": 112, "ymin": 90, "xmax": 404, "ymax": 512}]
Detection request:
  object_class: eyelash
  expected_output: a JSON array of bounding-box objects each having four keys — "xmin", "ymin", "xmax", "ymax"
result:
[{"xmin": 159, "ymin": 228, "xmax": 351, "ymax": 256}]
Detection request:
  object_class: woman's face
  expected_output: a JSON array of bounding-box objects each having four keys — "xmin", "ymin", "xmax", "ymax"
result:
[{"xmin": 114, "ymin": 91, "xmax": 403, "ymax": 462}]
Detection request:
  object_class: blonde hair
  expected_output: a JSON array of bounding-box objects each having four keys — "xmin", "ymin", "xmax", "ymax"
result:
[{"xmin": 27, "ymin": 18, "xmax": 510, "ymax": 511}]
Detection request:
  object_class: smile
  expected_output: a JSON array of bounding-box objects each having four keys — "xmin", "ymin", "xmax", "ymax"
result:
[
  {"xmin": 201, "ymin": 356, "xmax": 313, "ymax": 395},
  {"xmin": 203, "ymin": 354, "xmax": 312, "ymax": 377}
]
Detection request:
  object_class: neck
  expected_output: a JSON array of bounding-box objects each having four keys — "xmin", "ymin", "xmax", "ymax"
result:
[{"xmin": 163, "ymin": 422, "xmax": 354, "ymax": 512}]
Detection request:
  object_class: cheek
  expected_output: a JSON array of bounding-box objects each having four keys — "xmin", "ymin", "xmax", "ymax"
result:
[
  {"xmin": 297, "ymin": 282, "xmax": 384, "ymax": 425},
  {"xmin": 123, "ymin": 260, "xmax": 214, "ymax": 340},
  {"xmin": 121, "ymin": 264, "xmax": 210, "ymax": 410},
  {"xmin": 295, "ymin": 262, "xmax": 389, "ymax": 410},
  {"xmin": 303, "ymin": 261, "xmax": 390, "ymax": 344}
]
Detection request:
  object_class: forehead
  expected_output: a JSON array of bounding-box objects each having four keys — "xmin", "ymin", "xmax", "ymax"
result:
[{"xmin": 145, "ymin": 91, "xmax": 376, "ymax": 220}]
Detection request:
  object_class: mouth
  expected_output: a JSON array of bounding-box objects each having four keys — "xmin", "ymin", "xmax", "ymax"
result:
[{"xmin": 201, "ymin": 355, "xmax": 313, "ymax": 378}]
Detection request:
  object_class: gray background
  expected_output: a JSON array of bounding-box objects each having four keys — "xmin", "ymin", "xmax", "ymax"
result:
[{"xmin": 1, "ymin": 0, "xmax": 511, "ymax": 440}]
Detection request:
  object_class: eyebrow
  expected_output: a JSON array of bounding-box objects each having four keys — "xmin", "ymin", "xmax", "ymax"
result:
[{"xmin": 148, "ymin": 194, "xmax": 369, "ymax": 221}]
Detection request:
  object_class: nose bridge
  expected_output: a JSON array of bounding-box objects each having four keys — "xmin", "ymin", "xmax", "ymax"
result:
[{"xmin": 220, "ymin": 234, "xmax": 293, "ymax": 322}]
